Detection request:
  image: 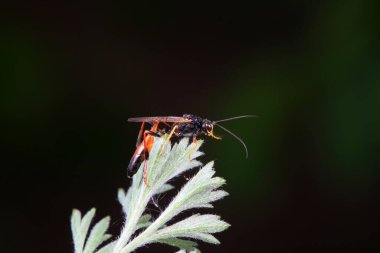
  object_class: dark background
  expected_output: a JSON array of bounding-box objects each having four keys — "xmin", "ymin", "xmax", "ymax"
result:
[{"xmin": 1, "ymin": 1, "xmax": 379, "ymax": 252}]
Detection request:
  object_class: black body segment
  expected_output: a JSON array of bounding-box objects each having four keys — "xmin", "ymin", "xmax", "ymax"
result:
[
  {"xmin": 176, "ymin": 114, "xmax": 204, "ymax": 137},
  {"xmin": 127, "ymin": 153, "xmax": 141, "ymax": 176}
]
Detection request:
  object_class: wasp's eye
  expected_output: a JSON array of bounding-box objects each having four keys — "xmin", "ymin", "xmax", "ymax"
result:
[{"xmin": 206, "ymin": 124, "xmax": 212, "ymax": 132}]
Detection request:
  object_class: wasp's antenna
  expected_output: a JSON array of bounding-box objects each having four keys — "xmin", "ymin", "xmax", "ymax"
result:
[
  {"xmin": 213, "ymin": 115, "xmax": 256, "ymax": 124},
  {"xmin": 215, "ymin": 123, "xmax": 249, "ymax": 158}
]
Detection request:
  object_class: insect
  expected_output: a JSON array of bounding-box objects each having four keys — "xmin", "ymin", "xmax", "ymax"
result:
[{"xmin": 127, "ymin": 114, "xmax": 255, "ymax": 186}]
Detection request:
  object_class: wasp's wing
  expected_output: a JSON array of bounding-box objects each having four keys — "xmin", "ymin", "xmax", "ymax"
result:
[{"xmin": 128, "ymin": 116, "xmax": 191, "ymax": 123}]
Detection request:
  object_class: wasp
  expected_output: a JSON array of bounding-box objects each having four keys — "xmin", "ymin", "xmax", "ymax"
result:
[{"xmin": 127, "ymin": 114, "xmax": 255, "ymax": 186}]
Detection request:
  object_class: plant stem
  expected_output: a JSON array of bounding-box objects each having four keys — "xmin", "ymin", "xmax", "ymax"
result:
[
  {"xmin": 112, "ymin": 187, "xmax": 149, "ymax": 253},
  {"xmin": 120, "ymin": 200, "xmax": 179, "ymax": 253}
]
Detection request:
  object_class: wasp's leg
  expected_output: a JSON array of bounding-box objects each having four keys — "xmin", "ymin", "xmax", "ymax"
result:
[
  {"xmin": 143, "ymin": 155, "xmax": 149, "ymax": 187},
  {"xmin": 189, "ymin": 135, "xmax": 200, "ymax": 159},
  {"xmin": 146, "ymin": 130, "xmax": 161, "ymax": 137},
  {"xmin": 160, "ymin": 125, "xmax": 179, "ymax": 154},
  {"xmin": 141, "ymin": 129, "xmax": 157, "ymax": 187}
]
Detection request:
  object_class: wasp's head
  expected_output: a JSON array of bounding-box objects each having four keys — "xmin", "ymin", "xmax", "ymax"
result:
[{"xmin": 202, "ymin": 119, "xmax": 221, "ymax": 139}]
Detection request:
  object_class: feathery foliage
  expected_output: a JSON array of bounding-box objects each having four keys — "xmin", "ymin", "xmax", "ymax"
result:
[{"xmin": 70, "ymin": 136, "xmax": 229, "ymax": 253}]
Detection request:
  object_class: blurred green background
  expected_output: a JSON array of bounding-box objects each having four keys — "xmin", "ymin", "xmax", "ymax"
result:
[{"xmin": 1, "ymin": 1, "xmax": 379, "ymax": 252}]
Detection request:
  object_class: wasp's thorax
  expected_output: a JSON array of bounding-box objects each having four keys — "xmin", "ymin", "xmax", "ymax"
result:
[
  {"xmin": 175, "ymin": 114, "xmax": 201, "ymax": 137},
  {"xmin": 176, "ymin": 114, "xmax": 220, "ymax": 139}
]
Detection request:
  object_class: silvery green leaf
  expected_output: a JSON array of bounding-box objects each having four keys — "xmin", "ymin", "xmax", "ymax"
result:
[
  {"xmin": 150, "ymin": 214, "xmax": 229, "ymax": 244},
  {"xmin": 175, "ymin": 249, "xmax": 201, "ymax": 253},
  {"xmin": 158, "ymin": 238, "xmax": 197, "ymax": 250},
  {"xmin": 123, "ymin": 162, "xmax": 144, "ymax": 217},
  {"xmin": 161, "ymin": 214, "xmax": 230, "ymax": 234},
  {"xmin": 156, "ymin": 162, "xmax": 227, "ymax": 222},
  {"xmin": 71, "ymin": 209, "xmax": 82, "ymax": 253},
  {"xmin": 70, "ymin": 208, "xmax": 112, "ymax": 253},
  {"xmin": 137, "ymin": 214, "xmax": 151, "ymax": 224},
  {"xmin": 133, "ymin": 214, "xmax": 152, "ymax": 232},
  {"xmin": 190, "ymin": 151, "xmax": 204, "ymax": 160},
  {"xmin": 71, "ymin": 208, "xmax": 96, "ymax": 253},
  {"xmin": 117, "ymin": 188, "xmax": 126, "ymax": 209},
  {"xmin": 96, "ymin": 242, "xmax": 115, "ymax": 253},
  {"xmin": 79, "ymin": 208, "xmax": 96, "ymax": 247},
  {"xmin": 186, "ymin": 232, "xmax": 220, "ymax": 244},
  {"xmin": 186, "ymin": 190, "xmax": 229, "ymax": 210},
  {"xmin": 156, "ymin": 184, "xmax": 174, "ymax": 195},
  {"xmin": 83, "ymin": 216, "xmax": 111, "ymax": 253}
]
